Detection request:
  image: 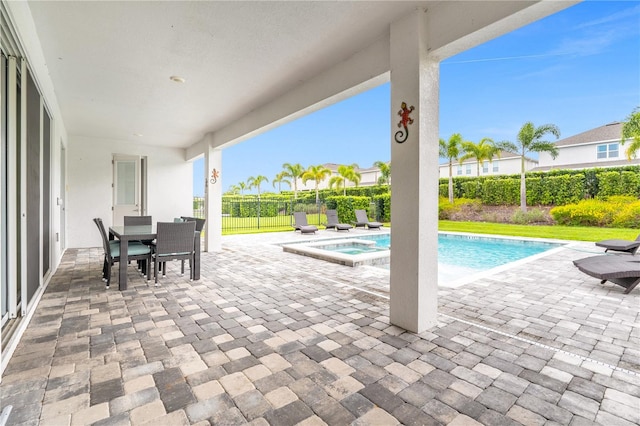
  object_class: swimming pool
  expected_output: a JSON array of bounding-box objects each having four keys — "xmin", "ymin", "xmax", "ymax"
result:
[
  {"xmin": 352, "ymin": 233, "xmax": 561, "ymax": 270},
  {"xmin": 282, "ymin": 232, "xmax": 564, "ymax": 284}
]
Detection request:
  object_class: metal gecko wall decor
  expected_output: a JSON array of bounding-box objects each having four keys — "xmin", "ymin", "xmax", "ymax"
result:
[
  {"xmin": 210, "ymin": 168, "xmax": 219, "ymax": 184},
  {"xmin": 394, "ymin": 102, "xmax": 415, "ymax": 143}
]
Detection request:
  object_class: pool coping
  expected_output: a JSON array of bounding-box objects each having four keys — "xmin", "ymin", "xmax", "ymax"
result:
[
  {"xmin": 280, "ymin": 230, "xmax": 575, "ymax": 287},
  {"xmin": 282, "ymin": 238, "xmax": 390, "ymax": 267}
]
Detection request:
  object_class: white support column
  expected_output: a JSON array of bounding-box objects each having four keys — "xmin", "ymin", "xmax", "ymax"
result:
[
  {"xmin": 204, "ymin": 135, "xmax": 222, "ymax": 252},
  {"xmin": 389, "ymin": 9, "xmax": 440, "ymax": 333}
]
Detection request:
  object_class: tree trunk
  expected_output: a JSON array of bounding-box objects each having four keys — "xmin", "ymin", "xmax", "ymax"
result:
[
  {"xmin": 448, "ymin": 161, "xmax": 454, "ymax": 204},
  {"xmin": 520, "ymin": 155, "xmax": 527, "ymax": 212}
]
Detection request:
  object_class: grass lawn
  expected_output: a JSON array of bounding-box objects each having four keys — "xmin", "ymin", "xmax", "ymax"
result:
[
  {"xmin": 220, "ymin": 215, "xmax": 636, "ymax": 241},
  {"xmin": 438, "ymin": 220, "xmax": 638, "ymax": 242}
]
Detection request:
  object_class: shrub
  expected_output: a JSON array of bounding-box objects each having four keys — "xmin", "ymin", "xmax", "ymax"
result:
[
  {"xmin": 511, "ymin": 208, "xmax": 549, "ymax": 224},
  {"xmin": 550, "ymin": 197, "xmax": 635, "ymax": 226},
  {"xmin": 461, "ymin": 179, "xmax": 484, "ymax": 199},
  {"xmin": 325, "ymin": 196, "xmax": 371, "ymax": 223},
  {"xmin": 596, "ymin": 171, "xmax": 622, "ymax": 197},
  {"xmin": 293, "ymin": 203, "xmax": 318, "ymax": 214},
  {"xmin": 612, "ymin": 200, "xmax": 640, "ymax": 228},
  {"xmin": 373, "ymin": 193, "xmax": 391, "ymax": 222},
  {"xmin": 438, "ymin": 197, "xmax": 481, "ymax": 220},
  {"xmin": 438, "ymin": 197, "xmax": 459, "ymax": 219},
  {"xmin": 481, "ymin": 178, "xmax": 519, "ymax": 205},
  {"xmin": 621, "ymin": 171, "xmax": 640, "ymax": 197}
]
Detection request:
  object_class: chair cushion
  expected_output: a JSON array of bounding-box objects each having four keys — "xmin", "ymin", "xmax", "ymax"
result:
[
  {"xmin": 157, "ymin": 252, "xmax": 191, "ymax": 257},
  {"xmin": 111, "ymin": 243, "xmax": 151, "ymax": 258}
]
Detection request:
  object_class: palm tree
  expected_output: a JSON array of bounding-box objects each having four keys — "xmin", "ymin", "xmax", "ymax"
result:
[
  {"xmin": 374, "ymin": 161, "xmax": 391, "ymax": 185},
  {"xmin": 439, "ymin": 133, "xmax": 465, "ymax": 204},
  {"xmin": 337, "ymin": 164, "xmax": 361, "ymax": 195},
  {"xmin": 226, "ymin": 184, "xmax": 240, "ymax": 196},
  {"xmin": 460, "ymin": 137, "xmax": 500, "ymax": 176},
  {"xmin": 247, "ymin": 175, "xmax": 269, "ymax": 198},
  {"xmin": 501, "ymin": 122, "xmax": 560, "ymax": 212},
  {"xmin": 301, "ymin": 164, "xmax": 331, "ymax": 204},
  {"xmin": 272, "ymin": 172, "xmax": 291, "ymax": 193},
  {"xmin": 237, "ymin": 181, "xmax": 248, "ymax": 197},
  {"xmin": 621, "ymin": 107, "xmax": 640, "ymax": 159},
  {"xmin": 328, "ymin": 175, "xmax": 345, "ymax": 194},
  {"xmin": 282, "ymin": 163, "xmax": 305, "ymax": 199}
]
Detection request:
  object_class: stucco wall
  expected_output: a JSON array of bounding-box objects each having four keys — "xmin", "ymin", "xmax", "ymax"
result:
[
  {"xmin": 538, "ymin": 142, "xmax": 622, "ymax": 168},
  {"xmin": 438, "ymin": 157, "xmax": 533, "ymax": 179},
  {"xmin": 67, "ymin": 136, "xmax": 193, "ymax": 248}
]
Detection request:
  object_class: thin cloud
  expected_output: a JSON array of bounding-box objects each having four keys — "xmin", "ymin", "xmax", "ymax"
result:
[
  {"xmin": 443, "ymin": 53, "xmax": 566, "ymax": 65},
  {"xmin": 575, "ymin": 3, "xmax": 640, "ymax": 29},
  {"xmin": 514, "ymin": 64, "xmax": 569, "ymax": 81},
  {"xmin": 548, "ymin": 30, "xmax": 618, "ymax": 57},
  {"xmin": 444, "ymin": 4, "xmax": 638, "ymax": 66}
]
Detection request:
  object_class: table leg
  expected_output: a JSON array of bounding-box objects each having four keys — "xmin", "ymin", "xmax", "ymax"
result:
[
  {"xmin": 194, "ymin": 232, "xmax": 201, "ymax": 280},
  {"xmin": 119, "ymin": 236, "xmax": 129, "ymax": 290}
]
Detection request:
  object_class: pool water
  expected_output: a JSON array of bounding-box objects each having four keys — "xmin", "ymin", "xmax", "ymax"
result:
[
  {"xmin": 326, "ymin": 233, "xmax": 561, "ymax": 270},
  {"xmin": 320, "ymin": 242, "xmax": 387, "ymax": 255}
]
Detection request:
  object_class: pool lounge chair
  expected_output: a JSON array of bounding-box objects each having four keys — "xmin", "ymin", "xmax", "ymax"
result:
[
  {"xmin": 573, "ymin": 255, "xmax": 640, "ymax": 294},
  {"xmin": 354, "ymin": 209, "xmax": 382, "ymax": 230},
  {"xmin": 293, "ymin": 212, "xmax": 318, "ymax": 234},
  {"xmin": 595, "ymin": 234, "xmax": 640, "ymax": 255},
  {"xmin": 324, "ymin": 209, "xmax": 353, "ymax": 231}
]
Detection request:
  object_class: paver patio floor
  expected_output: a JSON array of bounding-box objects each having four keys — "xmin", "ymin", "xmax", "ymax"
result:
[{"xmin": 1, "ymin": 230, "xmax": 638, "ymax": 425}]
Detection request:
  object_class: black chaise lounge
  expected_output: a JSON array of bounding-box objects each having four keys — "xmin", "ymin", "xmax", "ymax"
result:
[
  {"xmin": 595, "ymin": 234, "xmax": 640, "ymax": 255},
  {"xmin": 325, "ymin": 209, "xmax": 353, "ymax": 231},
  {"xmin": 354, "ymin": 209, "xmax": 382, "ymax": 230},
  {"xmin": 573, "ymin": 255, "xmax": 640, "ymax": 294},
  {"xmin": 293, "ymin": 212, "xmax": 318, "ymax": 234}
]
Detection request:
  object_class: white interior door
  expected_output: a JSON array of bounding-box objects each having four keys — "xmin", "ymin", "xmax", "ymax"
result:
[{"xmin": 113, "ymin": 155, "xmax": 140, "ymax": 225}]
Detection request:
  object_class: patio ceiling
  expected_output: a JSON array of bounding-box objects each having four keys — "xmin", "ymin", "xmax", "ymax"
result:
[
  {"xmin": 24, "ymin": 1, "xmax": 568, "ymax": 150},
  {"xmin": 25, "ymin": 1, "xmax": 426, "ymax": 148}
]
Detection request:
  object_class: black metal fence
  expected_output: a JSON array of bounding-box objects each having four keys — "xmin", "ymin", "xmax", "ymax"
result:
[
  {"xmin": 193, "ymin": 196, "xmax": 382, "ymax": 233},
  {"xmin": 193, "ymin": 197, "xmax": 326, "ymax": 233}
]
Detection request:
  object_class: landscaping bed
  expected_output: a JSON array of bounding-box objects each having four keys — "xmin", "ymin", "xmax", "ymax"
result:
[{"xmin": 442, "ymin": 202, "xmax": 555, "ymax": 225}]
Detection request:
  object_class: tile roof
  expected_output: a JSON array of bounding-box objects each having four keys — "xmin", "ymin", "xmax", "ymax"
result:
[{"xmin": 554, "ymin": 122, "xmax": 623, "ymax": 147}]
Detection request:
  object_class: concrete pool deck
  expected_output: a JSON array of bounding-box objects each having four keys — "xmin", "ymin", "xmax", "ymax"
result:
[{"xmin": 0, "ymin": 229, "xmax": 638, "ymax": 425}]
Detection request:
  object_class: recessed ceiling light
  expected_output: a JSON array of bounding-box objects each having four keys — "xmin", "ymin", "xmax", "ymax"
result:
[{"xmin": 170, "ymin": 75, "xmax": 186, "ymax": 83}]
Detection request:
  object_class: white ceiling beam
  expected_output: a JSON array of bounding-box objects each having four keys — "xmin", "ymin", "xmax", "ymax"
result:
[{"xmin": 193, "ymin": 34, "xmax": 391, "ymax": 152}]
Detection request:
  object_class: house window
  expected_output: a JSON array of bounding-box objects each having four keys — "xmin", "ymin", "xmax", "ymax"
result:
[
  {"xmin": 492, "ymin": 161, "xmax": 499, "ymax": 173},
  {"xmin": 482, "ymin": 161, "xmax": 489, "ymax": 174},
  {"xmin": 456, "ymin": 165, "xmax": 462, "ymax": 176},
  {"xmin": 465, "ymin": 165, "xmax": 471, "ymax": 175},
  {"xmin": 597, "ymin": 143, "xmax": 619, "ymax": 159}
]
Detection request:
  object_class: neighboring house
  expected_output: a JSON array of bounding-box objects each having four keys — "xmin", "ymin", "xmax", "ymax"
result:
[
  {"xmin": 297, "ymin": 163, "xmax": 388, "ymax": 191},
  {"xmin": 438, "ymin": 151, "xmax": 537, "ymax": 179},
  {"xmin": 535, "ymin": 122, "xmax": 640, "ymax": 171}
]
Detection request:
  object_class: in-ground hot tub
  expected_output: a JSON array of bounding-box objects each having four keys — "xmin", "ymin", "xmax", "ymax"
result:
[{"xmin": 282, "ymin": 238, "xmax": 390, "ymax": 267}]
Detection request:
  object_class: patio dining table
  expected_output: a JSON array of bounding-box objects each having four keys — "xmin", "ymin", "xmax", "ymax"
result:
[{"xmin": 109, "ymin": 224, "xmax": 201, "ymax": 290}]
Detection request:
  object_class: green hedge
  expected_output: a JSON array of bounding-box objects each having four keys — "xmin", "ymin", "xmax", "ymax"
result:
[
  {"xmin": 325, "ymin": 196, "xmax": 371, "ymax": 223},
  {"xmin": 526, "ymin": 174, "xmax": 584, "ymax": 205},
  {"xmin": 439, "ymin": 165, "xmax": 640, "ymax": 205},
  {"xmin": 481, "ymin": 178, "xmax": 519, "ymax": 205},
  {"xmin": 373, "ymin": 193, "xmax": 391, "ymax": 222},
  {"xmin": 223, "ymin": 198, "xmax": 284, "ymax": 218}
]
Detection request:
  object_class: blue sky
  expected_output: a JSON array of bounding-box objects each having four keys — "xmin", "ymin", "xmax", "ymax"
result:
[{"xmin": 194, "ymin": 1, "xmax": 640, "ymax": 196}]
